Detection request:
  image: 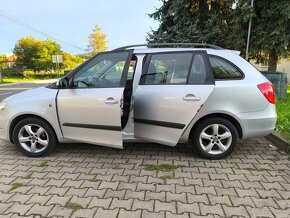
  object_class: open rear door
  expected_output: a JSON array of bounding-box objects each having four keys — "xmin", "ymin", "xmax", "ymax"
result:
[
  {"xmin": 57, "ymin": 50, "xmax": 133, "ymax": 148},
  {"xmin": 134, "ymin": 51, "xmax": 214, "ymax": 146}
]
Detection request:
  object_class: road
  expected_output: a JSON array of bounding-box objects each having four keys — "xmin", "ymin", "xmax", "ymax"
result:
[{"xmin": 0, "ymin": 82, "xmax": 49, "ymax": 101}]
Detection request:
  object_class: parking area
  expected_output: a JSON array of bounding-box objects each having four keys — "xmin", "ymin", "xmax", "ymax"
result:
[
  {"xmin": 0, "ymin": 83, "xmax": 289, "ymax": 217},
  {"xmin": 0, "ymin": 138, "xmax": 289, "ymax": 217}
]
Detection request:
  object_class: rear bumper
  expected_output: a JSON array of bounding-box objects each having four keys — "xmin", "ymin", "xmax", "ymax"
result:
[{"xmin": 238, "ymin": 104, "xmax": 277, "ymax": 139}]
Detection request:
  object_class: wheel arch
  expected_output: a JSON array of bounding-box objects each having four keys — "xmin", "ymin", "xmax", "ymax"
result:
[
  {"xmin": 189, "ymin": 113, "xmax": 243, "ymax": 140},
  {"xmin": 9, "ymin": 114, "xmax": 59, "ymax": 144}
]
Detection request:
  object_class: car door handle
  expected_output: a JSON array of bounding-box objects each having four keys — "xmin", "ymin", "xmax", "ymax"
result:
[
  {"xmin": 105, "ymin": 97, "xmax": 119, "ymax": 104},
  {"xmin": 183, "ymin": 94, "xmax": 201, "ymax": 102}
]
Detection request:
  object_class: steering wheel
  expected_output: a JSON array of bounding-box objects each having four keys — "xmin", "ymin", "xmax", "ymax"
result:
[
  {"xmin": 90, "ymin": 77, "xmax": 115, "ymax": 87},
  {"xmin": 77, "ymin": 80, "xmax": 90, "ymax": 88}
]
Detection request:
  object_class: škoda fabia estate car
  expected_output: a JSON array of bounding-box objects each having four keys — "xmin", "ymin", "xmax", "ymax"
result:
[{"xmin": 0, "ymin": 44, "xmax": 277, "ymax": 159}]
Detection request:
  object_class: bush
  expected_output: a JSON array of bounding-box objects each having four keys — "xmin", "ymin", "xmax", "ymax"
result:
[{"xmin": 23, "ymin": 70, "xmax": 35, "ymax": 78}]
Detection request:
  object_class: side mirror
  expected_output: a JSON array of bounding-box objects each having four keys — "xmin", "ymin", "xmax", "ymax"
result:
[{"xmin": 57, "ymin": 77, "xmax": 69, "ymax": 88}]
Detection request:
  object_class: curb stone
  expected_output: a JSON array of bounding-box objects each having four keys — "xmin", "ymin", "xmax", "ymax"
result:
[{"xmin": 265, "ymin": 131, "xmax": 289, "ymax": 154}]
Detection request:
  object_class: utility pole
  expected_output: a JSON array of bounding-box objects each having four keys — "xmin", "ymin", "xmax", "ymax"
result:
[{"xmin": 245, "ymin": 0, "xmax": 254, "ymax": 61}]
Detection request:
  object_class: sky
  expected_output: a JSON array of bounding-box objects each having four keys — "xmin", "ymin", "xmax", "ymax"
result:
[{"xmin": 0, "ymin": 0, "xmax": 162, "ymax": 55}]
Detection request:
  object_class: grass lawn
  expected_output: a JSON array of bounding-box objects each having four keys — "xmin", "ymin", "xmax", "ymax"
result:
[
  {"xmin": 1, "ymin": 74, "xmax": 62, "ymax": 84},
  {"xmin": 276, "ymin": 84, "xmax": 290, "ymax": 141}
]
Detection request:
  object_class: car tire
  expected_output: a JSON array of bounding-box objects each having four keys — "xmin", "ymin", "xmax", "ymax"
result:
[
  {"xmin": 12, "ymin": 117, "xmax": 57, "ymax": 157},
  {"xmin": 191, "ymin": 117, "xmax": 238, "ymax": 159}
]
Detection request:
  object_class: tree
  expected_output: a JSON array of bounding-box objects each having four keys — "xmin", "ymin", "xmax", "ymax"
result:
[
  {"xmin": 0, "ymin": 54, "xmax": 6, "ymax": 82},
  {"xmin": 14, "ymin": 36, "xmax": 62, "ymax": 71},
  {"xmin": 148, "ymin": 0, "xmax": 290, "ymax": 71},
  {"xmin": 229, "ymin": 0, "xmax": 290, "ymax": 71},
  {"xmin": 87, "ymin": 24, "xmax": 108, "ymax": 56},
  {"xmin": 147, "ymin": 0, "xmax": 233, "ymax": 46},
  {"xmin": 0, "ymin": 54, "xmax": 7, "ymax": 69},
  {"xmin": 62, "ymin": 52, "xmax": 84, "ymax": 70}
]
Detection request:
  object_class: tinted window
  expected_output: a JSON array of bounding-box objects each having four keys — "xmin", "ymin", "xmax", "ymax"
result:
[
  {"xmin": 73, "ymin": 52, "xmax": 129, "ymax": 88},
  {"xmin": 188, "ymin": 54, "xmax": 207, "ymax": 84},
  {"xmin": 209, "ymin": 56, "xmax": 243, "ymax": 79},
  {"xmin": 140, "ymin": 53, "xmax": 192, "ymax": 85}
]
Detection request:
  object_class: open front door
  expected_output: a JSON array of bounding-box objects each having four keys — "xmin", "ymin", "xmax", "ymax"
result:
[
  {"xmin": 57, "ymin": 51, "xmax": 132, "ymax": 148},
  {"xmin": 134, "ymin": 51, "xmax": 214, "ymax": 146}
]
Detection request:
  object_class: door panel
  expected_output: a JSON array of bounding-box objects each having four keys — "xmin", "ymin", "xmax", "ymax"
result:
[
  {"xmin": 134, "ymin": 51, "xmax": 214, "ymax": 146},
  {"xmin": 57, "ymin": 50, "xmax": 133, "ymax": 148},
  {"xmin": 58, "ymin": 88, "xmax": 124, "ymax": 148},
  {"xmin": 134, "ymin": 85, "xmax": 214, "ymax": 146}
]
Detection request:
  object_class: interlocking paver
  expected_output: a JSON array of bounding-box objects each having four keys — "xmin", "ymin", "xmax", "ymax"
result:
[
  {"xmin": 26, "ymin": 204, "xmax": 53, "ymax": 216},
  {"xmin": 142, "ymin": 210, "xmax": 165, "ymax": 218},
  {"xmin": 199, "ymin": 203, "xmax": 224, "ymax": 216},
  {"xmin": 4, "ymin": 202, "xmax": 33, "ymax": 216},
  {"xmin": 88, "ymin": 197, "xmax": 112, "ymax": 209},
  {"xmin": 154, "ymin": 201, "xmax": 176, "ymax": 213},
  {"xmin": 110, "ymin": 198, "xmax": 133, "ymax": 210},
  {"xmin": 71, "ymin": 208, "xmax": 96, "ymax": 218},
  {"xmin": 70, "ymin": 196, "xmax": 92, "ymax": 208},
  {"xmin": 222, "ymin": 205, "xmax": 249, "ymax": 218},
  {"xmin": 46, "ymin": 195, "xmax": 71, "ymax": 206},
  {"xmin": 0, "ymin": 138, "xmax": 289, "ymax": 217},
  {"xmin": 177, "ymin": 202, "xmax": 199, "ymax": 214},
  {"xmin": 104, "ymin": 189, "xmax": 126, "ymax": 199},
  {"xmin": 7, "ymin": 193, "xmax": 33, "ymax": 204},
  {"xmin": 47, "ymin": 205, "xmax": 73, "ymax": 217},
  {"xmin": 132, "ymin": 199, "xmax": 154, "ymax": 211}
]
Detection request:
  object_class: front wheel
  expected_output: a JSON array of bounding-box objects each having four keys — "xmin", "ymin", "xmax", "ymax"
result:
[
  {"xmin": 12, "ymin": 117, "xmax": 57, "ymax": 157},
  {"xmin": 191, "ymin": 117, "xmax": 238, "ymax": 159}
]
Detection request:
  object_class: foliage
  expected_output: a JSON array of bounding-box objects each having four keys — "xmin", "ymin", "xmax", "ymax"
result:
[
  {"xmin": 229, "ymin": 0, "xmax": 290, "ymax": 70},
  {"xmin": 87, "ymin": 24, "xmax": 108, "ymax": 56},
  {"xmin": 147, "ymin": 0, "xmax": 235, "ymax": 45},
  {"xmin": 9, "ymin": 182, "xmax": 24, "ymax": 192},
  {"xmin": 22, "ymin": 70, "xmax": 34, "ymax": 78},
  {"xmin": 14, "ymin": 36, "xmax": 62, "ymax": 71},
  {"xmin": 2, "ymin": 71, "xmax": 64, "ymax": 83},
  {"xmin": 148, "ymin": 0, "xmax": 290, "ymax": 70},
  {"xmin": 276, "ymin": 86, "xmax": 290, "ymax": 141},
  {"xmin": 144, "ymin": 164, "xmax": 183, "ymax": 172},
  {"xmin": 0, "ymin": 54, "xmax": 7, "ymax": 69},
  {"xmin": 62, "ymin": 52, "xmax": 84, "ymax": 70}
]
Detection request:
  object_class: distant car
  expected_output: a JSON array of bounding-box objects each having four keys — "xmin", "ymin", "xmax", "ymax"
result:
[{"xmin": 0, "ymin": 43, "xmax": 277, "ymax": 159}]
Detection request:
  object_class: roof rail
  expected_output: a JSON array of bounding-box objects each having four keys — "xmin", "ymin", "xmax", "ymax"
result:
[{"xmin": 113, "ymin": 43, "xmax": 223, "ymax": 51}]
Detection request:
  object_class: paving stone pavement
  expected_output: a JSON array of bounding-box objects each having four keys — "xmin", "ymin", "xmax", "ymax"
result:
[{"xmin": 0, "ymin": 138, "xmax": 289, "ymax": 218}]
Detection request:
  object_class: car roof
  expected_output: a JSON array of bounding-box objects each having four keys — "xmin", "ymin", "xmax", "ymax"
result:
[{"xmin": 130, "ymin": 47, "xmax": 241, "ymax": 56}]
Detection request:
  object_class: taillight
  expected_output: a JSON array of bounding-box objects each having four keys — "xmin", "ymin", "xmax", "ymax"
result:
[{"xmin": 258, "ymin": 82, "xmax": 276, "ymax": 104}]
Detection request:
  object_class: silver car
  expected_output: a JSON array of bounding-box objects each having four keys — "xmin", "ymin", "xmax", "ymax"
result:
[{"xmin": 0, "ymin": 44, "xmax": 277, "ymax": 159}]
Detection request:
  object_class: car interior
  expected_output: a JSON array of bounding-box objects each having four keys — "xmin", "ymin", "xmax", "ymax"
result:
[{"xmin": 121, "ymin": 56, "xmax": 137, "ymax": 129}]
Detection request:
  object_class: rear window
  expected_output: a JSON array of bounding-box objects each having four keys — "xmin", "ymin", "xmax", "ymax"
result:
[{"xmin": 209, "ymin": 56, "xmax": 243, "ymax": 79}]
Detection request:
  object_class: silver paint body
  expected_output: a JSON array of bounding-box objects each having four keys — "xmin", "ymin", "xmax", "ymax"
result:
[{"xmin": 0, "ymin": 48, "xmax": 277, "ymax": 148}]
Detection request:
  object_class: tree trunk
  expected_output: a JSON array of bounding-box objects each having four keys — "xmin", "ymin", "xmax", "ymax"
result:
[
  {"xmin": 268, "ymin": 51, "xmax": 278, "ymax": 71},
  {"xmin": 0, "ymin": 70, "xmax": 2, "ymax": 83}
]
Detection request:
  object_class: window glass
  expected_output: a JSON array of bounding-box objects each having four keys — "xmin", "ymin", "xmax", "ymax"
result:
[
  {"xmin": 140, "ymin": 53, "xmax": 192, "ymax": 85},
  {"xmin": 127, "ymin": 60, "xmax": 136, "ymax": 80},
  {"xmin": 73, "ymin": 52, "xmax": 129, "ymax": 88},
  {"xmin": 209, "ymin": 56, "xmax": 243, "ymax": 79},
  {"xmin": 188, "ymin": 54, "xmax": 207, "ymax": 84}
]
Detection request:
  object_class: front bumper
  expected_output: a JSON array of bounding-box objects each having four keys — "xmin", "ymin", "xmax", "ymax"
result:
[{"xmin": 0, "ymin": 109, "xmax": 11, "ymax": 141}]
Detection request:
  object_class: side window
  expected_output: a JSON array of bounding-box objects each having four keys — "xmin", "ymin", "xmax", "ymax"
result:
[
  {"xmin": 209, "ymin": 56, "xmax": 243, "ymax": 79},
  {"xmin": 73, "ymin": 52, "xmax": 129, "ymax": 88},
  {"xmin": 140, "ymin": 53, "xmax": 192, "ymax": 85},
  {"xmin": 188, "ymin": 54, "xmax": 207, "ymax": 84}
]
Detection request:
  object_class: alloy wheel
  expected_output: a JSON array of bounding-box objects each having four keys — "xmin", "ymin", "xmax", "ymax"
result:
[
  {"xmin": 18, "ymin": 124, "xmax": 49, "ymax": 153},
  {"xmin": 199, "ymin": 124, "xmax": 232, "ymax": 155}
]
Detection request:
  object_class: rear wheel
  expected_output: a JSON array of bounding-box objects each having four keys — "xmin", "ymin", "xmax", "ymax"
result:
[
  {"xmin": 12, "ymin": 117, "xmax": 57, "ymax": 157},
  {"xmin": 191, "ymin": 117, "xmax": 238, "ymax": 159}
]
